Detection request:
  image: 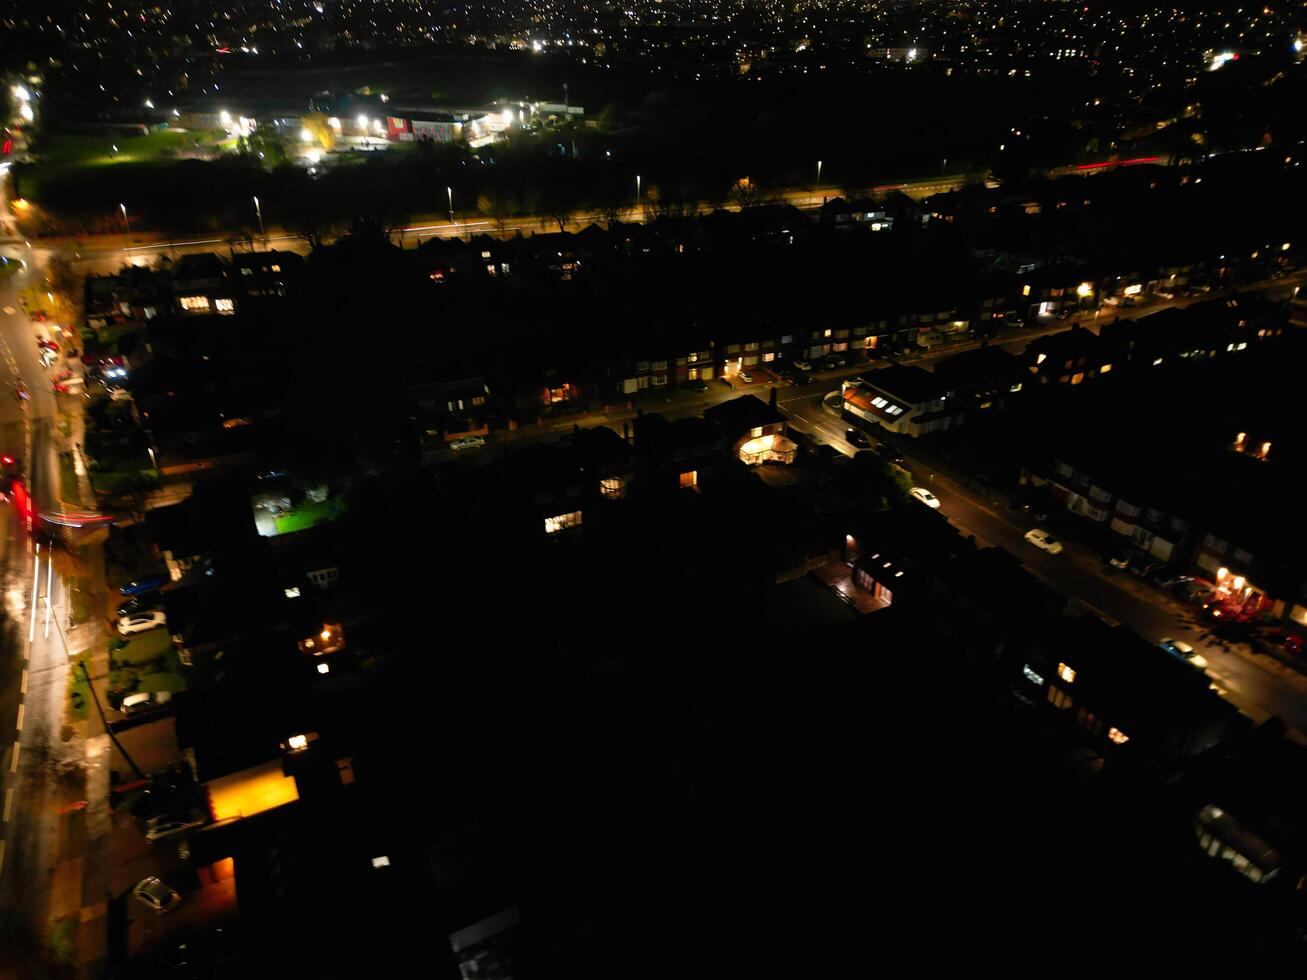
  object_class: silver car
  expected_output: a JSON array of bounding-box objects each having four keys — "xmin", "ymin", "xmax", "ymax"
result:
[{"xmin": 132, "ymin": 876, "xmax": 182, "ymax": 915}]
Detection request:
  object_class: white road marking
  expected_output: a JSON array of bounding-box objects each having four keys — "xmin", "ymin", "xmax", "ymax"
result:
[
  {"xmin": 19, "ymin": 669, "xmax": 26, "ymax": 694},
  {"xmin": 2, "ymin": 786, "xmax": 13, "ymax": 821},
  {"xmin": 9, "ymin": 742, "xmax": 19, "ymax": 772},
  {"xmin": 14, "ymin": 705, "xmax": 22, "ymax": 731}
]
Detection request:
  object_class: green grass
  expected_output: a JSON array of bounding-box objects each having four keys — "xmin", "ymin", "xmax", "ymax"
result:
[
  {"xmin": 34, "ymin": 128, "xmax": 219, "ymax": 168},
  {"xmin": 49, "ymin": 916, "xmax": 77, "ymax": 964},
  {"xmin": 273, "ymin": 498, "xmax": 345, "ymax": 535},
  {"xmin": 89, "ymin": 467, "xmax": 157, "ymax": 497},
  {"xmin": 67, "ymin": 653, "xmax": 92, "ymax": 722},
  {"xmin": 70, "ymin": 579, "xmax": 94, "ymax": 627},
  {"xmin": 109, "ymin": 629, "xmax": 185, "ymax": 706},
  {"xmin": 58, "ymin": 452, "xmax": 80, "ymax": 507}
]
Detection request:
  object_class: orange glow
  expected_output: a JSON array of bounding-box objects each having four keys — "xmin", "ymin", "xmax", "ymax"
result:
[{"xmin": 207, "ymin": 760, "xmax": 299, "ymax": 820}]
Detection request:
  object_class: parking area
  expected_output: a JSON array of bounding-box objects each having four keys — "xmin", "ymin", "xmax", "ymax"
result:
[{"xmin": 108, "ymin": 717, "xmax": 238, "ymax": 961}]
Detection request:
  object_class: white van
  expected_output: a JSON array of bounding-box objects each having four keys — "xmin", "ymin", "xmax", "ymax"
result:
[{"xmin": 121, "ymin": 691, "xmax": 172, "ymax": 716}]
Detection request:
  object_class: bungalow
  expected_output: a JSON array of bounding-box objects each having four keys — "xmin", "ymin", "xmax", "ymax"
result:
[{"xmin": 172, "ymin": 252, "xmax": 236, "ymax": 316}]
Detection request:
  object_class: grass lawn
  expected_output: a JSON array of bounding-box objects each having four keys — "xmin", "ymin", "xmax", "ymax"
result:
[
  {"xmin": 34, "ymin": 128, "xmax": 220, "ymax": 168},
  {"xmin": 70, "ymin": 578, "xmax": 94, "ymax": 627},
  {"xmin": 58, "ymin": 451, "xmax": 80, "ymax": 507},
  {"xmin": 109, "ymin": 629, "xmax": 185, "ymax": 706},
  {"xmin": 67, "ymin": 652, "xmax": 92, "ymax": 722},
  {"xmin": 273, "ymin": 498, "xmax": 345, "ymax": 535},
  {"xmin": 90, "ymin": 467, "xmax": 157, "ymax": 497}
]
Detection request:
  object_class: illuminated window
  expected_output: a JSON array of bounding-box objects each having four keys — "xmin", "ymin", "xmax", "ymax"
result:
[
  {"xmin": 287, "ymin": 734, "xmax": 309, "ymax": 751},
  {"xmin": 1108, "ymin": 727, "xmax": 1130, "ymax": 745},
  {"xmin": 371, "ymin": 855, "xmax": 390, "ymax": 869},
  {"xmin": 1100, "ymin": 364, "xmax": 1112, "ymax": 374},
  {"xmin": 215, "ymin": 298, "xmax": 235, "ymax": 314},
  {"xmin": 544, "ymin": 511, "xmax": 582, "ymax": 534},
  {"xmin": 1057, "ymin": 662, "xmax": 1076, "ymax": 684},
  {"xmin": 679, "ymin": 470, "xmax": 698, "ymax": 489},
  {"xmin": 599, "ymin": 477, "xmax": 626, "ymax": 500},
  {"xmin": 179, "ymin": 295, "xmax": 210, "ymax": 312},
  {"xmin": 1022, "ymin": 284, "xmax": 1031, "ymax": 297},
  {"xmin": 270, "ymin": 264, "xmax": 281, "ymax": 272},
  {"xmin": 1047, "ymin": 686, "xmax": 1073, "ymax": 710},
  {"xmin": 283, "ymin": 587, "xmax": 301, "ymax": 599}
]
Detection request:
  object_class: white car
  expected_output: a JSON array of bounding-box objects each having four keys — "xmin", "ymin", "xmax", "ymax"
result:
[
  {"xmin": 117, "ymin": 610, "xmax": 167, "ymax": 635},
  {"xmin": 144, "ymin": 812, "xmax": 207, "ymax": 842},
  {"xmin": 449, "ymin": 436, "xmax": 485, "ymax": 452},
  {"xmin": 1024, "ymin": 528, "xmax": 1064, "ymax": 555},
  {"xmin": 1159, "ymin": 638, "xmax": 1209, "ymax": 672},
  {"xmin": 792, "ymin": 360, "xmax": 813, "ymax": 371},
  {"xmin": 910, "ymin": 487, "xmax": 940, "ymax": 509},
  {"xmin": 132, "ymin": 876, "xmax": 182, "ymax": 915},
  {"xmin": 737, "ymin": 371, "xmax": 754, "ymax": 384}
]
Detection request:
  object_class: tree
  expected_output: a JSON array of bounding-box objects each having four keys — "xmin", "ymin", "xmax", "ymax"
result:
[
  {"xmin": 241, "ymin": 128, "xmax": 288, "ymax": 168},
  {"xmin": 729, "ymin": 177, "xmax": 763, "ymax": 209},
  {"xmin": 301, "ymin": 112, "xmax": 337, "ymax": 151},
  {"xmin": 476, "ymin": 190, "xmax": 514, "ymax": 233}
]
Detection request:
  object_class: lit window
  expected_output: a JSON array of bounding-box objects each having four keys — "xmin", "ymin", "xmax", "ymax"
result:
[
  {"xmin": 215, "ymin": 298, "xmax": 235, "ymax": 314},
  {"xmin": 371, "ymin": 856, "xmax": 390, "ymax": 869},
  {"xmin": 317, "ymin": 662, "xmax": 330, "ymax": 675},
  {"xmin": 270, "ymin": 264, "xmax": 281, "ymax": 272},
  {"xmin": 1057, "ymin": 662, "xmax": 1076, "ymax": 684},
  {"xmin": 287, "ymin": 734, "xmax": 309, "ymax": 751},
  {"xmin": 1022, "ymin": 284, "xmax": 1031, "ymax": 297},
  {"xmin": 679, "ymin": 470, "xmax": 698, "ymax": 489},
  {"xmin": 1108, "ymin": 727, "xmax": 1129, "ymax": 745},
  {"xmin": 179, "ymin": 295, "xmax": 210, "ymax": 312},
  {"xmin": 284, "ymin": 587, "xmax": 301, "ymax": 598},
  {"xmin": 1100, "ymin": 364, "xmax": 1112, "ymax": 374},
  {"xmin": 1022, "ymin": 665, "xmax": 1044, "ymax": 686},
  {"xmin": 599, "ymin": 477, "xmax": 626, "ymax": 500},
  {"xmin": 544, "ymin": 511, "xmax": 582, "ymax": 534}
]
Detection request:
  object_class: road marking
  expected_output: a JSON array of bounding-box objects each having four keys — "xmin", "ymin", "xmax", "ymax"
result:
[
  {"xmin": 14, "ymin": 705, "xmax": 22, "ymax": 731},
  {"xmin": 2, "ymin": 786, "xmax": 12, "ymax": 821},
  {"xmin": 9, "ymin": 742, "xmax": 18, "ymax": 772},
  {"xmin": 19, "ymin": 669, "xmax": 26, "ymax": 694}
]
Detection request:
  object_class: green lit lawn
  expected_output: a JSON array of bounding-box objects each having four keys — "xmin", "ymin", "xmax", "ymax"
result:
[
  {"xmin": 35, "ymin": 128, "xmax": 221, "ymax": 168},
  {"xmin": 273, "ymin": 498, "xmax": 345, "ymax": 535},
  {"xmin": 109, "ymin": 628, "xmax": 185, "ymax": 706}
]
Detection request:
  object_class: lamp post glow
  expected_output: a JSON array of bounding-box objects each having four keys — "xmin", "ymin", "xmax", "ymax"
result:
[
  {"xmin": 816, "ymin": 159, "xmax": 822, "ymax": 187},
  {"xmin": 635, "ymin": 174, "xmax": 641, "ymax": 215},
  {"xmin": 447, "ymin": 186, "xmax": 454, "ymax": 228},
  {"xmin": 253, "ymin": 195, "xmax": 265, "ymax": 238},
  {"xmin": 119, "ymin": 203, "xmax": 131, "ymax": 237}
]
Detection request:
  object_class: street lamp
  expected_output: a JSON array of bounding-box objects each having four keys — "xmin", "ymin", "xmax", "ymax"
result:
[
  {"xmin": 635, "ymin": 174, "xmax": 641, "ymax": 215},
  {"xmin": 816, "ymin": 159, "xmax": 823, "ymax": 187},
  {"xmin": 446, "ymin": 186, "xmax": 454, "ymax": 228},
  {"xmin": 253, "ymin": 195, "xmax": 265, "ymax": 238},
  {"xmin": 119, "ymin": 203, "xmax": 131, "ymax": 237}
]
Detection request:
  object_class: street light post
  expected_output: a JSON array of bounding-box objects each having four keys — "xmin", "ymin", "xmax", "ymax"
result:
[
  {"xmin": 447, "ymin": 186, "xmax": 454, "ymax": 230},
  {"xmin": 635, "ymin": 174, "xmax": 641, "ymax": 217},
  {"xmin": 253, "ymin": 195, "xmax": 265, "ymax": 239},
  {"xmin": 119, "ymin": 203, "xmax": 131, "ymax": 237},
  {"xmin": 816, "ymin": 159, "xmax": 823, "ymax": 188}
]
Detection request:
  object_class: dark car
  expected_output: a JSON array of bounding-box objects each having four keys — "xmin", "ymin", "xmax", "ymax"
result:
[
  {"xmin": 824, "ymin": 355, "xmax": 848, "ymax": 369},
  {"xmin": 120, "ymin": 575, "xmax": 167, "ymax": 597},
  {"xmin": 845, "ymin": 428, "xmax": 871, "ymax": 449},
  {"xmin": 688, "ymin": 380, "xmax": 710, "ymax": 392},
  {"xmin": 780, "ymin": 369, "xmax": 810, "ymax": 385},
  {"xmin": 876, "ymin": 443, "xmax": 905, "ymax": 465},
  {"xmin": 1131, "ymin": 556, "xmax": 1167, "ymax": 579},
  {"xmin": 116, "ymin": 596, "xmax": 154, "ymax": 618}
]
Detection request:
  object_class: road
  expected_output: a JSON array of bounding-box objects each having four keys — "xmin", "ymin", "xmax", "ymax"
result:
[
  {"xmin": 0, "ymin": 192, "xmax": 89, "ymax": 952},
  {"xmin": 1, "ymin": 171, "xmax": 972, "ymax": 278}
]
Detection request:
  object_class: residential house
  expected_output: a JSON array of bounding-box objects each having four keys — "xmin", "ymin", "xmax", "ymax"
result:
[
  {"xmin": 702, "ymin": 394, "xmax": 796, "ymax": 466},
  {"xmin": 841, "ymin": 365, "xmax": 961, "ymax": 437},
  {"xmin": 172, "ymin": 252, "xmax": 236, "ymax": 316}
]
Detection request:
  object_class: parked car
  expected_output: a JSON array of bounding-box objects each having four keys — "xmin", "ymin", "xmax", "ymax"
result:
[
  {"xmin": 1131, "ymin": 556, "xmax": 1167, "ymax": 579},
  {"xmin": 845, "ymin": 428, "xmax": 871, "ymax": 449},
  {"xmin": 144, "ymin": 811, "xmax": 207, "ymax": 843},
  {"xmin": 1001, "ymin": 315, "xmax": 1025, "ymax": 329},
  {"xmin": 449, "ymin": 436, "xmax": 485, "ymax": 452},
  {"xmin": 824, "ymin": 355, "xmax": 848, "ymax": 369},
  {"xmin": 1107, "ymin": 550, "xmax": 1133, "ymax": 570},
  {"xmin": 119, "ymin": 576, "xmax": 167, "ymax": 597},
  {"xmin": 792, "ymin": 359, "xmax": 813, "ymax": 372},
  {"xmin": 1175, "ymin": 579, "xmax": 1218, "ymax": 606},
  {"xmin": 133, "ymin": 876, "xmax": 182, "ymax": 915},
  {"xmin": 116, "ymin": 596, "xmax": 152, "ymax": 618},
  {"xmin": 737, "ymin": 371, "xmax": 754, "ymax": 384},
  {"xmin": 1024, "ymin": 528, "xmax": 1064, "ymax": 555},
  {"xmin": 117, "ymin": 610, "xmax": 167, "ymax": 636},
  {"xmin": 1154, "ymin": 571, "xmax": 1193, "ymax": 589},
  {"xmin": 688, "ymin": 379, "xmax": 710, "ymax": 392},
  {"xmin": 121, "ymin": 691, "xmax": 173, "ymax": 717},
  {"xmin": 877, "ymin": 444, "xmax": 905, "ymax": 465},
  {"xmin": 910, "ymin": 487, "xmax": 941, "ymax": 509},
  {"xmin": 1284, "ymin": 634, "xmax": 1305, "ymax": 657},
  {"xmin": 1158, "ymin": 638, "xmax": 1209, "ymax": 671},
  {"xmin": 780, "ymin": 369, "xmax": 810, "ymax": 385},
  {"xmin": 131, "ymin": 781, "xmax": 197, "ymax": 820}
]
